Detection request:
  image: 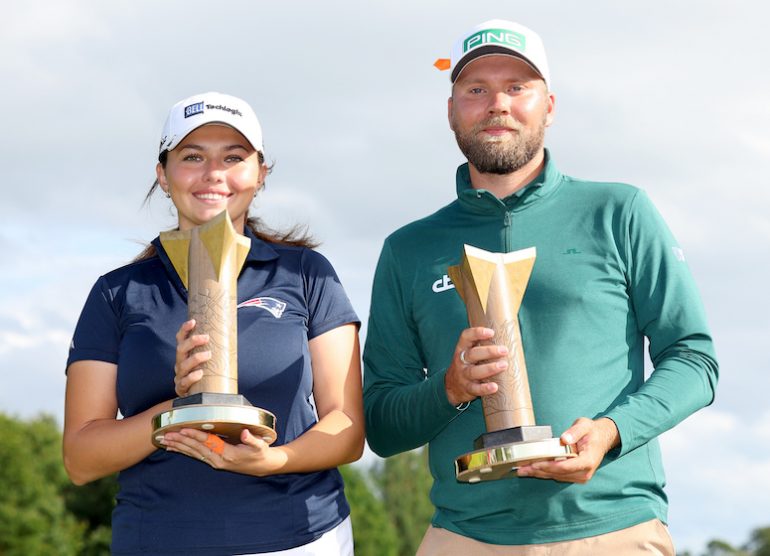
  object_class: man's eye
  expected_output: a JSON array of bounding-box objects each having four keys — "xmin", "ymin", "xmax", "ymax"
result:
[
  {"xmin": 183, "ymin": 154, "xmax": 202, "ymax": 161},
  {"xmin": 470, "ymin": 87, "xmax": 484, "ymax": 94}
]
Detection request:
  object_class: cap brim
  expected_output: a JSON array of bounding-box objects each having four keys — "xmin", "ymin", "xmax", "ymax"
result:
[
  {"xmin": 161, "ymin": 121, "xmax": 262, "ymax": 155},
  {"xmin": 451, "ymin": 45, "xmax": 544, "ymax": 83}
]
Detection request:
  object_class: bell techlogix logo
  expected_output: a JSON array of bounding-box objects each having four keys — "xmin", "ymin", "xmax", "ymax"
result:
[
  {"xmin": 463, "ymin": 28, "xmax": 526, "ymax": 53},
  {"xmin": 183, "ymin": 101, "xmax": 243, "ymax": 119},
  {"xmin": 184, "ymin": 101, "xmax": 205, "ymax": 118}
]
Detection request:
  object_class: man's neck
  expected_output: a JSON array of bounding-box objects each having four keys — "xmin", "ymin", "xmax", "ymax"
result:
[{"xmin": 468, "ymin": 149, "xmax": 546, "ymax": 199}]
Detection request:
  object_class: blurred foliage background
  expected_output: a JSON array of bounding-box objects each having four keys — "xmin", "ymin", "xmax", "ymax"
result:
[{"xmin": 1, "ymin": 412, "xmax": 767, "ymax": 556}]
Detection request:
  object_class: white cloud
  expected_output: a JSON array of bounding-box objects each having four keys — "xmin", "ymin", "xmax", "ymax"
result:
[
  {"xmin": 2, "ymin": 1, "xmax": 769, "ymax": 553},
  {"xmin": 0, "ymin": 2, "xmax": 108, "ymax": 44},
  {"xmin": 662, "ymin": 408, "xmax": 770, "ymax": 551},
  {"xmin": 741, "ymin": 131, "xmax": 770, "ymax": 159},
  {"xmin": 0, "ymin": 329, "xmax": 70, "ymax": 356}
]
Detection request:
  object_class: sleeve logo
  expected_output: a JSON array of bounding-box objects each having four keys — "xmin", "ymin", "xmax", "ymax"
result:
[{"xmin": 672, "ymin": 246, "xmax": 686, "ymax": 262}]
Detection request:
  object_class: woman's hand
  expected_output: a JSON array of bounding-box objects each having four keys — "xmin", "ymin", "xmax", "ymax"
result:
[
  {"xmin": 174, "ymin": 319, "xmax": 211, "ymax": 397},
  {"xmin": 161, "ymin": 429, "xmax": 288, "ymax": 476},
  {"xmin": 162, "ymin": 323, "xmax": 364, "ymax": 478}
]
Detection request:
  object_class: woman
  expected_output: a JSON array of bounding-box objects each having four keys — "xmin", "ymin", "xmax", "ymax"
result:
[{"xmin": 63, "ymin": 92, "xmax": 364, "ymax": 555}]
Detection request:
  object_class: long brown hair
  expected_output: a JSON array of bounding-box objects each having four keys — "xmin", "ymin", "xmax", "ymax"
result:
[{"xmin": 134, "ymin": 150, "xmax": 317, "ymax": 262}]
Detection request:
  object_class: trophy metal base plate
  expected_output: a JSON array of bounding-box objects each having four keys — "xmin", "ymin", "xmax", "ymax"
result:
[
  {"xmin": 152, "ymin": 404, "xmax": 277, "ymax": 448},
  {"xmin": 455, "ymin": 437, "xmax": 575, "ymax": 483}
]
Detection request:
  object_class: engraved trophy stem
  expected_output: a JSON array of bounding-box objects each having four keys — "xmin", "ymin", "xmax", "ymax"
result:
[
  {"xmin": 480, "ymin": 265, "xmax": 536, "ymax": 432},
  {"xmin": 449, "ymin": 245, "xmax": 575, "ymax": 483},
  {"xmin": 151, "ymin": 210, "xmax": 277, "ymax": 447},
  {"xmin": 188, "ymin": 225, "xmax": 239, "ymax": 395}
]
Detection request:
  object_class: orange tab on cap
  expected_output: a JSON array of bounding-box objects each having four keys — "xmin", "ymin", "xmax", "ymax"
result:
[{"xmin": 434, "ymin": 58, "xmax": 451, "ymax": 71}]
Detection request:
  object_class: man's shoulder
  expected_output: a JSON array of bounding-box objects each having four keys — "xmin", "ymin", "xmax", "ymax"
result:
[
  {"xmin": 557, "ymin": 173, "xmax": 649, "ymax": 212},
  {"xmin": 561, "ymin": 173, "xmax": 642, "ymax": 198},
  {"xmin": 384, "ymin": 200, "xmax": 460, "ymax": 246}
]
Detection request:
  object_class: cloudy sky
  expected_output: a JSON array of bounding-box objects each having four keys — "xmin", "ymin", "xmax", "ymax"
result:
[{"xmin": 2, "ymin": 1, "xmax": 768, "ymax": 552}]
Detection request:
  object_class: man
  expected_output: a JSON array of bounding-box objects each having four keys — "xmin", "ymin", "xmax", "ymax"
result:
[{"xmin": 363, "ymin": 19, "xmax": 718, "ymax": 555}]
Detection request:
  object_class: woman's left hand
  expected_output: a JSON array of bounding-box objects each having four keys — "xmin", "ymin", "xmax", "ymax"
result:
[
  {"xmin": 161, "ymin": 323, "xmax": 364, "ymax": 477},
  {"xmin": 161, "ymin": 428, "xmax": 288, "ymax": 476}
]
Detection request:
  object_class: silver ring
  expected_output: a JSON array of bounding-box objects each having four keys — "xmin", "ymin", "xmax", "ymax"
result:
[
  {"xmin": 459, "ymin": 350, "xmax": 471, "ymax": 366},
  {"xmin": 200, "ymin": 456, "xmax": 207, "ymax": 462}
]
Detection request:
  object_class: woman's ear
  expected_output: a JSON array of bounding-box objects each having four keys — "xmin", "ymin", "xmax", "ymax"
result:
[
  {"xmin": 156, "ymin": 162, "xmax": 168, "ymax": 194},
  {"xmin": 258, "ymin": 163, "xmax": 269, "ymax": 191}
]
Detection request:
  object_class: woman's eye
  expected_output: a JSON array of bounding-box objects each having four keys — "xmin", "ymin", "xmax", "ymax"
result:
[
  {"xmin": 183, "ymin": 153, "xmax": 202, "ymax": 161},
  {"xmin": 225, "ymin": 155, "xmax": 244, "ymax": 163}
]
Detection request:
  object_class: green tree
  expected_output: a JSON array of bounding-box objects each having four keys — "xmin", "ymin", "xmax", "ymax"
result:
[
  {"xmin": 371, "ymin": 447, "xmax": 434, "ymax": 556},
  {"xmin": 746, "ymin": 526, "xmax": 770, "ymax": 556},
  {"xmin": 0, "ymin": 413, "xmax": 84, "ymax": 555},
  {"xmin": 703, "ymin": 539, "xmax": 746, "ymax": 556},
  {"xmin": 340, "ymin": 463, "xmax": 398, "ymax": 556}
]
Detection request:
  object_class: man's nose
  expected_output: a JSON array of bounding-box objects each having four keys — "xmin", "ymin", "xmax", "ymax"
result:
[{"xmin": 488, "ymin": 92, "xmax": 511, "ymax": 115}]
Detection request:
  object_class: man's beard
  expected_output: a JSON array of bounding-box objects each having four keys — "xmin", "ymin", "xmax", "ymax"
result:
[{"xmin": 453, "ymin": 115, "xmax": 546, "ymax": 175}]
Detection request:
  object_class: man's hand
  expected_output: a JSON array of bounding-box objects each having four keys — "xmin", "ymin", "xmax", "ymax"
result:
[
  {"xmin": 444, "ymin": 327, "xmax": 509, "ymax": 406},
  {"xmin": 517, "ymin": 417, "xmax": 620, "ymax": 483}
]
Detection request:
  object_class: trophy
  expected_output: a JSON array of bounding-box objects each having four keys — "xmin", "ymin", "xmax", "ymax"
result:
[
  {"xmin": 449, "ymin": 245, "xmax": 574, "ymax": 483},
  {"xmin": 151, "ymin": 210, "xmax": 277, "ymax": 447}
]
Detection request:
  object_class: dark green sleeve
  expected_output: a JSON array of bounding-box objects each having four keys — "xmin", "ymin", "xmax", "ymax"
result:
[
  {"xmin": 363, "ymin": 240, "xmax": 462, "ymax": 457},
  {"xmin": 603, "ymin": 190, "xmax": 718, "ymax": 457}
]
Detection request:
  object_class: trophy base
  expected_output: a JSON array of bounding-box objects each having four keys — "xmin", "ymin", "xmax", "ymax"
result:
[
  {"xmin": 455, "ymin": 435, "xmax": 575, "ymax": 483},
  {"xmin": 151, "ymin": 393, "xmax": 276, "ymax": 448},
  {"xmin": 473, "ymin": 424, "xmax": 555, "ymax": 449}
]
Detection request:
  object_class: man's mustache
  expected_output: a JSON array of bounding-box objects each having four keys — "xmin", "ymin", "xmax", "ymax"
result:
[{"xmin": 472, "ymin": 117, "xmax": 522, "ymax": 134}]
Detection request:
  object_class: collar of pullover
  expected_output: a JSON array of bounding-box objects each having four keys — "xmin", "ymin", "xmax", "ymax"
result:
[{"xmin": 456, "ymin": 149, "xmax": 563, "ymax": 214}]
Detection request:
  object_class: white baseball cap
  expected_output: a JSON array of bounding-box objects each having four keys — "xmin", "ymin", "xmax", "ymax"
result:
[
  {"xmin": 434, "ymin": 19, "xmax": 550, "ymax": 88},
  {"xmin": 158, "ymin": 92, "xmax": 264, "ymax": 156}
]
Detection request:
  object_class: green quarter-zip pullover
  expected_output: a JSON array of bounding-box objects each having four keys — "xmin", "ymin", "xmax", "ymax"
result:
[{"xmin": 363, "ymin": 151, "xmax": 717, "ymax": 544}]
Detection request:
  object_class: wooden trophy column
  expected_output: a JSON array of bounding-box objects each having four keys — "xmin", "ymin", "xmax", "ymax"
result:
[
  {"xmin": 151, "ymin": 210, "xmax": 276, "ymax": 447},
  {"xmin": 449, "ymin": 245, "xmax": 574, "ymax": 483}
]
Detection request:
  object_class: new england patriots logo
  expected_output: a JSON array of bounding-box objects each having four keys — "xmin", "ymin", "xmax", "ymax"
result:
[{"xmin": 237, "ymin": 297, "xmax": 287, "ymax": 318}]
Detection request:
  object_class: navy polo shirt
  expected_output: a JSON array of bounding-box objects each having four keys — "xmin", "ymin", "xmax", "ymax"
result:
[{"xmin": 67, "ymin": 229, "xmax": 359, "ymax": 555}]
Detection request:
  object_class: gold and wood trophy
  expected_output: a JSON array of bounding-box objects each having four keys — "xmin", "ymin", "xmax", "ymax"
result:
[
  {"xmin": 151, "ymin": 210, "xmax": 276, "ymax": 447},
  {"xmin": 449, "ymin": 245, "xmax": 575, "ymax": 483}
]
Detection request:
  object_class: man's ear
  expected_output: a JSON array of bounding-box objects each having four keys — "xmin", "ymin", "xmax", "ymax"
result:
[{"xmin": 545, "ymin": 91, "xmax": 556, "ymax": 128}]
